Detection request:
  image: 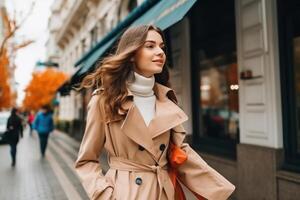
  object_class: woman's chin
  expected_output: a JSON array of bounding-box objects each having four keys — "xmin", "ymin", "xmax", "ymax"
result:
[
  {"xmin": 152, "ymin": 67, "xmax": 163, "ymax": 74},
  {"xmin": 139, "ymin": 68, "xmax": 163, "ymax": 77}
]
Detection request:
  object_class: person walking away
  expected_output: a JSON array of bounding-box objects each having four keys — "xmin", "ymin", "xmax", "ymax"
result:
[
  {"xmin": 33, "ymin": 105, "xmax": 54, "ymax": 158},
  {"xmin": 6, "ymin": 108, "xmax": 23, "ymax": 166},
  {"xmin": 27, "ymin": 111, "xmax": 35, "ymax": 136}
]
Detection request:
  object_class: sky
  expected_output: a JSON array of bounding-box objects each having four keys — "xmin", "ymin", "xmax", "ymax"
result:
[{"xmin": 5, "ymin": 0, "xmax": 54, "ymax": 105}]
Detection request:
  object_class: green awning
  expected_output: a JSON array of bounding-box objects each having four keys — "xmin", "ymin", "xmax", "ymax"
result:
[
  {"xmin": 71, "ymin": 0, "xmax": 196, "ymax": 84},
  {"xmin": 132, "ymin": 0, "xmax": 197, "ymax": 29}
]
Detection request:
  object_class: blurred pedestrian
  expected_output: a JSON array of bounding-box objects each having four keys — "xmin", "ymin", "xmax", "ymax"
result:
[
  {"xmin": 33, "ymin": 105, "xmax": 54, "ymax": 158},
  {"xmin": 27, "ymin": 111, "xmax": 35, "ymax": 136},
  {"xmin": 75, "ymin": 25, "xmax": 235, "ymax": 200},
  {"xmin": 6, "ymin": 107, "xmax": 23, "ymax": 167}
]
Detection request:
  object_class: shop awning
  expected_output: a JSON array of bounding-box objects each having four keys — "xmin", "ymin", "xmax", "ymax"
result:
[{"xmin": 70, "ymin": 0, "xmax": 196, "ymax": 85}]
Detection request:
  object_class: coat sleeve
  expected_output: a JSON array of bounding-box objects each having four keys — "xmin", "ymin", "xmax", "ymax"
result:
[
  {"xmin": 49, "ymin": 115, "xmax": 54, "ymax": 133},
  {"xmin": 171, "ymin": 125, "xmax": 235, "ymax": 200},
  {"xmin": 75, "ymin": 94, "xmax": 114, "ymax": 200}
]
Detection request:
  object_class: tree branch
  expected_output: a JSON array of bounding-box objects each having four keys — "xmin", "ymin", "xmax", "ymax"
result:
[{"xmin": 0, "ymin": 1, "xmax": 35, "ymax": 56}]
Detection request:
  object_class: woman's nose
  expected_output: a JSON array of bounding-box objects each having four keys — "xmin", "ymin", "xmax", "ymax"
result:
[{"xmin": 156, "ymin": 47, "xmax": 164, "ymax": 56}]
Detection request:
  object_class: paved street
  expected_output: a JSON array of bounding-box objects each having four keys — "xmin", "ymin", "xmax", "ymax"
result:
[
  {"xmin": 0, "ymin": 127, "xmax": 88, "ymax": 200},
  {"xmin": 0, "ymin": 128, "xmax": 68, "ymax": 200},
  {"xmin": 0, "ymin": 127, "xmax": 197, "ymax": 200}
]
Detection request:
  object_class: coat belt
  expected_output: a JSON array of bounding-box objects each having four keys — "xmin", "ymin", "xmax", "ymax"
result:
[{"xmin": 109, "ymin": 157, "xmax": 174, "ymax": 200}]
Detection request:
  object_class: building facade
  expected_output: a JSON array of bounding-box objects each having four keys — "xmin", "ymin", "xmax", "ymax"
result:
[{"xmin": 49, "ymin": 0, "xmax": 300, "ymax": 199}]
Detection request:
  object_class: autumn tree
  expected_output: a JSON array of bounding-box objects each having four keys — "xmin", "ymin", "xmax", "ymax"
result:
[
  {"xmin": 0, "ymin": 3, "xmax": 35, "ymax": 56},
  {"xmin": 0, "ymin": 3, "xmax": 35, "ymax": 110},
  {"xmin": 22, "ymin": 68, "xmax": 69, "ymax": 111},
  {"xmin": 0, "ymin": 48, "xmax": 13, "ymax": 108}
]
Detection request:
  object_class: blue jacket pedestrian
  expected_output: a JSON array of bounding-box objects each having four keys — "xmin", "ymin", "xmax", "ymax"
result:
[
  {"xmin": 33, "ymin": 105, "xmax": 54, "ymax": 157},
  {"xmin": 33, "ymin": 111, "xmax": 54, "ymax": 134}
]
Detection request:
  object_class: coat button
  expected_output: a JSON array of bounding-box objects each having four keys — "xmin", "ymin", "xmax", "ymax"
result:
[
  {"xmin": 135, "ymin": 177, "xmax": 142, "ymax": 185},
  {"xmin": 159, "ymin": 144, "xmax": 166, "ymax": 151},
  {"xmin": 138, "ymin": 145, "xmax": 145, "ymax": 151}
]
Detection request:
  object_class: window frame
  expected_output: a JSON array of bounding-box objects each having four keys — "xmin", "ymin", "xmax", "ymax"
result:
[
  {"xmin": 189, "ymin": 0, "xmax": 238, "ymax": 160},
  {"xmin": 277, "ymin": 0, "xmax": 300, "ymax": 172}
]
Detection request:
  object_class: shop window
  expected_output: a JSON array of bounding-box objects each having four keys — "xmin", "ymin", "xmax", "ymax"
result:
[
  {"xmin": 190, "ymin": 0, "xmax": 238, "ymax": 158},
  {"xmin": 199, "ymin": 55, "xmax": 239, "ymax": 140},
  {"xmin": 278, "ymin": 0, "xmax": 300, "ymax": 171}
]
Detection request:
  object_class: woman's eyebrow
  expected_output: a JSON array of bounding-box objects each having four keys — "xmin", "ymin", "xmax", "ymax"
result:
[{"xmin": 145, "ymin": 40, "xmax": 165, "ymax": 46}]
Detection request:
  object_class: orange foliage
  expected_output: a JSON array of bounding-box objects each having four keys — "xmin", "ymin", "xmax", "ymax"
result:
[
  {"xmin": 22, "ymin": 68, "xmax": 69, "ymax": 111},
  {"xmin": 0, "ymin": 49, "xmax": 13, "ymax": 109}
]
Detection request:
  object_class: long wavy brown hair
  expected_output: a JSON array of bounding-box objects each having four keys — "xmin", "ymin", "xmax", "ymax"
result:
[{"xmin": 79, "ymin": 25, "xmax": 171, "ymax": 121}]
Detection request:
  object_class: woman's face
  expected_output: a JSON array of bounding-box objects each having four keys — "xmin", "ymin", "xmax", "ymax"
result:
[{"xmin": 133, "ymin": 30, "xmax": 166, "ymax": 77}]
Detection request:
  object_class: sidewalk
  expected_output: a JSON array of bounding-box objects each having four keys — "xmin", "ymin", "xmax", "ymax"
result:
[{"xmin": 0, "ymin": 128, "xmax": 68, "ymax": 200}]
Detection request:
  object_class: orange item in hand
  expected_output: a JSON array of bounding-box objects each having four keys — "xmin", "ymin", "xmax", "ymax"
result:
[{"xmin": 168, "ymin": 142, "xmax": 206, "ymax": 200}]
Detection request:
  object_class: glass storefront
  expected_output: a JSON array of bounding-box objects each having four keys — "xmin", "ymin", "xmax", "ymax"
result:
[
  {"xmin": 190, "ymin": 0, "xmax": 238, "ymax": 157},
  {"xmin": 292, "ymin": 21, "xmax": 300, "ymax": 154},
  {"xmin": 199, "ymin": 53, "xmax": 239, "ymax": 141},
  {"xmin": 278, "ymin": 0, "xmax": 300, "ymax": 169}
]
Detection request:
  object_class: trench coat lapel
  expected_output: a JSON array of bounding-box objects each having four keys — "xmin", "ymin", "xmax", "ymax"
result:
[
  {"xmin": 120, "ymin": 83, "xmax": 188, "ymax": 158},
  {"xmin": 120, "ymin": 101, "xmax": 156, "ymax": 156},
  {"xmin": 149, "ymin": 99, "xmax": 188, "ymax": 139},
  {"xmin": 149, "ymin": 83, "xmax": 188, "ymax": 139}
]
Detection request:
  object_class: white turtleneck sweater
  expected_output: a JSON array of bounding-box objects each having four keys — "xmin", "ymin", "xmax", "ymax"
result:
[{"xmin": 128, "ymin": 72, "xmax": 155, "ymax": 126}]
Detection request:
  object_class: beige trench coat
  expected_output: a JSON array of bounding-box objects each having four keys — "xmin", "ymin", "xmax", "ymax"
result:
[{"xmin": 75, "ymin": 83, "xmax": 235, "ymax": 200}]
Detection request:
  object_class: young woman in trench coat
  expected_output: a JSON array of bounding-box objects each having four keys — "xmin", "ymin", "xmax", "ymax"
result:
[{"xmin": 75, "ymin": 25, "xmax": 235, "ymax": 200}]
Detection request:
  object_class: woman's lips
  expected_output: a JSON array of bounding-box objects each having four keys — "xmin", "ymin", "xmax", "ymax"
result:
[{"xmin": 152, "ymin": 60, "xmax": 164, "ymax": 65}]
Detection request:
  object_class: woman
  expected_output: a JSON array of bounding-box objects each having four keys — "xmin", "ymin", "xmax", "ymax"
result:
[
  {"xmin": 75, "ymin": 25, "xmax": 235, "ymax": 200},
  {"xmin": 6, "ymin": 108, "xmax": 23, "ymax": 166}
]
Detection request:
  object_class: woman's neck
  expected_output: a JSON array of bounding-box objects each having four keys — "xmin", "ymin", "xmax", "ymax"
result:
[{"xmin": 128, "ymin": 72, "xmax": 155, "ymax": 97}]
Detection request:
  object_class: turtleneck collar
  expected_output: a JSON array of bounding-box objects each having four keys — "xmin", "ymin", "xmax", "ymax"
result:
[{"xmin": 128, "ymin": 72, "xmax": 155, "ymax": 97}]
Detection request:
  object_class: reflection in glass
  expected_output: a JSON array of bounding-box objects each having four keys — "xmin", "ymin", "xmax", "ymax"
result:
[{"xmin": 199, "ymin": 54, "xmax": 239, "ymax": 141}]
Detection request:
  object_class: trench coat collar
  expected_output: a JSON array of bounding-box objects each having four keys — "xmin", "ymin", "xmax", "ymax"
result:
[
  {"xmin": 120, "ymin": 82, "xmax": 188, "ymax": 159},
  {"xmin": 117, "ymin": 82, "xmax": 176, "ymax": 114}
]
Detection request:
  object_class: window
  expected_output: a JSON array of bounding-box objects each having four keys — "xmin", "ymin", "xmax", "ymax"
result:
[
  {"xmin": 90, "ymin": 26, "xmax": 98, "ymax": 48},
  {"xmin": 199, "ymin": 55, "xmax": 239, "ymax": 140},
  {"xmin": 75, "ymin": 45, "xmax": 79, "ymax": 60},
  {"xmin": 81, "ymin": 38, "xmax": 87, "ymax": 54},
  {"xmin": 190, "ymin": 0, "xmax": 238, "ymax": 158},
  {"xmin": 278, "ymin": 0, "xmax": 300, "ymax": 171}
]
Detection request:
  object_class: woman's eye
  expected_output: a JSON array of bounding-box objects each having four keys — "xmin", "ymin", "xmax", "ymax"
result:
[{"xmin": 145, "ymin": 44, "xmax": 154, "ymax": 48}]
